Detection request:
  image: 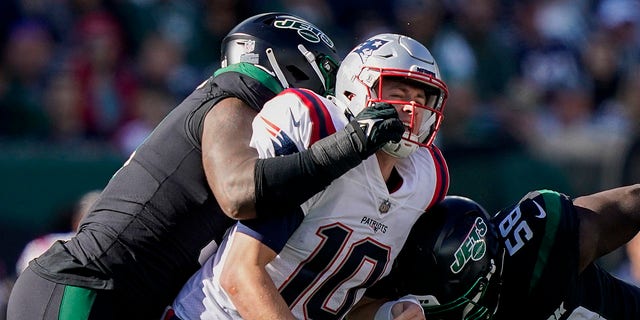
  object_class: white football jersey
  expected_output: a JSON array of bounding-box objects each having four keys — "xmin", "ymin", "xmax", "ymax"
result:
[{"xmin": 173, "ymin": 88, "xmax": 449, "ymax": 319}]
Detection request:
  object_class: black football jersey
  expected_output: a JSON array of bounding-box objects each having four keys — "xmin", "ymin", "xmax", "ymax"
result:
[
  {"xmin": 495, "ymin": 190, "xmax": 640, "ymax": 320},
  {"xmin": 29, "ymin": 63, "xmax": 282, "ymax": 314}
]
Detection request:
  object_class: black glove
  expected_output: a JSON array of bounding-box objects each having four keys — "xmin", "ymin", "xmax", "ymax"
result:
[{"xmin": 350, "ymin": 102, "xmax": 405, "ymax": 158}]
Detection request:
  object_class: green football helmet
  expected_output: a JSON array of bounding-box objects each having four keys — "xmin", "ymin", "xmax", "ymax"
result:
[{"xmin": 395, "ymin": 195, "xmax": 504, "ymax": 319}]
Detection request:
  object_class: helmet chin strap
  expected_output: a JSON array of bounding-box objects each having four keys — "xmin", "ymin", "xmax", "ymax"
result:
[
  {"xmin": 298, "ymin": 44, "xmax": 327, "ymax": 90},
  {"xmin": 265, "ymin": 48, "xmax": 290, "ymax": 89},
  {"xmin": 382, "ymin": 132, "xmax": 420, "ymax": 158}
]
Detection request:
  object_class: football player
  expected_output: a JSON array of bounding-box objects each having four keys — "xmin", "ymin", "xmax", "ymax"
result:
[
  {"xmin": 170, "ymin": 33, "xmax": 449, "ymax": 320},
  {"xmin": 7, "ymin": 13, "xmax": 404, "ymax": 320},
  {"xmin": 357, "ymin": 186, "xmax": 640, "ymax": 319}
]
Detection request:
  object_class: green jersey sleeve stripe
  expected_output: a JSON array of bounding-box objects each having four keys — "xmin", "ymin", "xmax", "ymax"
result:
[
  {"xmin": 529, "ymin": 189, "xmax": 562, "ymax": 294},
  {"xmin": 214, "ymin": 62, "xmax": 284, "ymax": 94}
]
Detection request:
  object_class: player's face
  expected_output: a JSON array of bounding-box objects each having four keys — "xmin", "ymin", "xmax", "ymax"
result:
[{"xmin": 380, "ymin": 78, "xmax": 430, "ymax": 135}]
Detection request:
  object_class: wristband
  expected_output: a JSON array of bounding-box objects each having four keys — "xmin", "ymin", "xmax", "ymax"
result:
[{"xmin": 373, "ymin": 295, "xmax": 423, "ymax": 320}]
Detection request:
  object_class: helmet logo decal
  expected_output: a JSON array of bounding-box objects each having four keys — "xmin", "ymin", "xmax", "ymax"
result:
[
  {"xmin": 450, "ymin": 217, "xmax": 488, "ymax": 274},
  {"xmin": 243, "ymin": 39, "xmax": 256, "ymax": 53},
  {"xmin": 353, "ymin": 38, "xmax": 389, "ymax": 62},
  {"xmin": 273, "ymin": 18, "xmax": 335, "ymax": 49}
]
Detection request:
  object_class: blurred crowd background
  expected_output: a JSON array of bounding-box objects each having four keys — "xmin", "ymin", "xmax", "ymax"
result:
[{"xmin": 2, "ymin": 0, "xmax": 640, "ymax": 316}]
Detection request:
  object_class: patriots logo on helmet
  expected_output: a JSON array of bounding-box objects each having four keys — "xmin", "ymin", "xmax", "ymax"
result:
[{"xmin": 353, "ymin": 38, "xmax": 389, "ymax": 61}]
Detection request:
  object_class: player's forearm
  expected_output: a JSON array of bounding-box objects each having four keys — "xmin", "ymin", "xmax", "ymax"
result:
[
  {"xmin": 224, "ymin": 267, "xmax": 295, "ymax": 320},
  {"xmin": 203, "ymin": 97, "xmax": 363, "ymax": 220},
  {"xmin": 254, "ymin": 119, "xmax": 386, "ymax": 217},
  {"xmin": 207, "ymin": 119, "xmax": 363, "ymax": 221},
  {"xmin": 220, "ymin": 232, "xmax": 295, "ymax": 320},
  {"xmin": 209, "ymin": 96, "xmax": 404, "ymax": 220},
  {"xmin": 254, "ymin": 130, "xmax": 361, "ymax": 217},
  {"xmin": 212, "ymin": 135, "xmax": 363, "ymax": 221},
  {"xmin": 607, "ymin": 184, "xmax": 640, "ymax": 226},
  {"xmin": 253, "ymin": 101, "xmax": 405, "ymax": 219},
  {"xmin": 575, "ymin": 184, "xmax": 640, "ymax": 271}
]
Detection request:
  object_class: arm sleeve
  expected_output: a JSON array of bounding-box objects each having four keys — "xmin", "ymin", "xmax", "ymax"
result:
[
  {"xmin": 250, "ymin": 89, "xmax": 364, "ymax": 218},
  {"xmin": 254, "ymin": 134, "xmax": 362, "ymax": 218}
]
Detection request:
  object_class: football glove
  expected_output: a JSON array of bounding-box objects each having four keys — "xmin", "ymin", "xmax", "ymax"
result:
[{"xmin": 350, "ymin": 102, "xmax": 405, "ymax": 158}]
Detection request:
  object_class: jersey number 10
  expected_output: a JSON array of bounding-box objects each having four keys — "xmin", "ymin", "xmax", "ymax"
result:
[{"xmin": 279, "ymin": 224, "xmax": 390, "ymax": 319}]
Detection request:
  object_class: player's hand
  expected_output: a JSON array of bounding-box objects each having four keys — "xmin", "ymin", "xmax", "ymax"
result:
[
  {"xmin": 391, "ymin": 301, "xmax": 425, "ymax": 320},
  {"xmin": 351, "ymin": 102, "xmax": 404, "ymax": 158}
]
